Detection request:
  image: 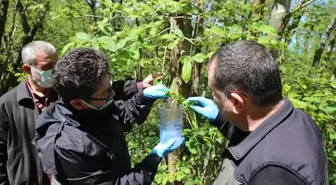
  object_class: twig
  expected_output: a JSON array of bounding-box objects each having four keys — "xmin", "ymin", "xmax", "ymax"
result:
[
  {"xmin": 183, "ymin": 111, "xmax": 194, "ymax": 129},
  {"xmin": 162, "ymin": 46, "xmax": 168, "ymax": 73},
  {"xmin": 291, "ymin": 0, "xmax": 316, "ymax": 14},
  {"xmin": 83, "ymin": 14, "xmax": 105, "ymax": 19},
  {"xmin": 153, "ymin": 27, "xmax": 171, "ymax": 38}
]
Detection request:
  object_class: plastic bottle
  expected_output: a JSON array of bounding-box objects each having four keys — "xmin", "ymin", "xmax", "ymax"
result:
[{"xmin": 158, "ymin": 103, "xmax": 183, "ymax": 144}]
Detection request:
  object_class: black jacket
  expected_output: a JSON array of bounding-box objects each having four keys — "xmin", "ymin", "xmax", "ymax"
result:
[
  {"xmin": 210, "ymin": 98, "xmax": 328, "ymax": 185},
  {"xmin": 34, "ymin": 89, "xmax": 162, "ymax": 185},
  {"xmin": 0, "ymin": 78, "xmax": 141, "ymax": 185},
  {"xmin": 0, "ymin": 80, "xmax": 59, "ymax": 185}
]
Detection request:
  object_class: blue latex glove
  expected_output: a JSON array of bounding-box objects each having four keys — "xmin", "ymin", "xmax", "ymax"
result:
[
  {"xmin": 143, "ymin": 84, "xmax": 168, "ymax": 99},
  {"xmin": 186, "ymin": 97, "xmax": 219, "ymax": 121},
  {"xmin": 151, "ymin": 137, "xmax": 185, "ymax": 157}
]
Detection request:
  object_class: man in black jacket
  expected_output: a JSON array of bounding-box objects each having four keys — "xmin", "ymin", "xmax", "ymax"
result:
[
  {"xmin": 0, "ymin": 41, "xmax": 59, "ymax": 185},
  {"xmin": 34, "ymin": 48, "xmax": 184, "ymax": 185},
  {"xmin": 187, "ymin": 40, "xmax": 328, "ymax": 184}
]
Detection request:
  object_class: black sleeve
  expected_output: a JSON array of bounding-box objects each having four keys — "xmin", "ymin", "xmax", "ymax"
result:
[
  {"xmin": 114, "ymin": 90, "xmax": 154, "ymax": 132},
  {"xmin": 210, "ymin": 113, "xmax": 236, "ymax": 140},
  {"xmin": 56, "ymin": 148, "xmax": 162, "ymax": 185},
  {"xmin": 112, "ymin": 79, "xmax": 140, "ymax": 101},
  {"xmin": 249, "ymin": 165, "xmax": 308, "ymax": 185},
  {"xmin": 0, "ymin": 105, "xmax": 9, "ymax": 185}
]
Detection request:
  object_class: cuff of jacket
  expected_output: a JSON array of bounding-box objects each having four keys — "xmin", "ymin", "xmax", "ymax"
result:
[
  {"xmin": 210, "ymin": 112, "xmax": 225, "ymax": 129},
  {"xmin": 123, "ymin": 80, "xmax": 139, "ymax": 96},
  {"xmin": 136, "ymin": 90, "xmax": 156, "ymax": 105}
]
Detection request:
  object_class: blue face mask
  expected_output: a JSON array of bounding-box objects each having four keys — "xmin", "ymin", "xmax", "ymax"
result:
[
  {"xmin": 80, "ymin": 99, "xmax": 114, "ymax": 110},
  {"xmin": 29, "ymin": 65, "xmax": 53, "ymax": 88}
]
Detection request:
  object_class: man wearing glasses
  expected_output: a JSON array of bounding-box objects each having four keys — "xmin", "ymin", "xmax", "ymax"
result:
[{"xmin": 34, "ymin": 48, "xmax": 184, "ymax": 185}]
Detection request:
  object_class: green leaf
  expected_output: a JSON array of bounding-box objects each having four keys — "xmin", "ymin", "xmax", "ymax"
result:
[
  {"xmin": 330, "ymin": 133, "xmax": 336, "ymax": 140},
  {"xmin": 193, "ymin": 53, "xmax": 207, "ymax": 63},
  {"xmin": 330, "ymin": 82, "xmax": 336, "ymax": 89},
  {"xmin": 168, "ymin": 38, "xmax": 180, "ymax": 49},
  {"xmin": 174, "ymin": 28, "xmax": 184, "ymax": 38},
  {"xmin": 176, "ymin": 173, "xmax": 183, "ymax": 181},
  {"xmin": 168, "ymin": 174, "xmax": 175, "ymax": 182},
  {"xmin": 212, "ymin": 26, "xmax": 225, "ymax": 37},
  {"xmin": 182, "ymin": 60, "xmax": 192, "ymax": 83},
  {"xmin": 160, "ymin": 34, "xmax": 178, "ymax": 40},
  {"xmin": 76, "ymin": 32, "xmax": 91, "ymax": 41},
  {"xmin": 259, "ymin": 25, "xmax": 278, "ymax": 36},
  {"xmin": 98, "ymin": 36, "xmax": 117, "ymax": 52},
  {"xmin": 150, "ymin": 26, "xmax": 157, "ymax": 36},
  {"xmin": 162, "ymin": 176, "xmax": 169, "ymax": 185},
  {"xmin": 282, "ymin": 84, "xmax": 291, "ymax": 94},
  {"xmin": 61, "ymin": 42, "xmax": 73, "ymax": 55},
  {"xmin": 117, "ymin": 39, "xmax": 127, "ymax": 50}
]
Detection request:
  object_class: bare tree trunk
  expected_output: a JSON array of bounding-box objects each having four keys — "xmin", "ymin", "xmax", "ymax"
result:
[
  {"xmin": 269, "ymin": 0, "xmax": 291, "ymax": 34},
  {"xmin": 312, "ymin": 15, "xmax": 336, "ymax": 68},
  {"xmin": 0, "ymin": 0, "xmax": 9, "ymax": 48}
]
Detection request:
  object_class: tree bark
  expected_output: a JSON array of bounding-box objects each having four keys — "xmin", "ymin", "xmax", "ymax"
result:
[
  {"xmin": 0, "ymin": 0, "xmax": 9, "ymax": 48},
  {"xmin": 269, "ymin": 0, "xmax": 291, "ymax": 34},
  {"xmin": 312, "ymin": 15, "xmax": 336, "ymax": 68}
]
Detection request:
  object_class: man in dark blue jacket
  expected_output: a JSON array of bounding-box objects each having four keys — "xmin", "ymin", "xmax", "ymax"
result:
[
  {"xmin": 34, "ymin": 48, "xmax": 184, "ymax": 185},
  {"xmin": 187, "ymin": 40, "xmax": 328, "ymax": 185}
]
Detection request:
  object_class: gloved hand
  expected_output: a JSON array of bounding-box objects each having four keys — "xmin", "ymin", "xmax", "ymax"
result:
[
  {"xmin": 151, "ymin": 137, "xmax": 185, "ymax": 158},
  {"xmin": 186, "ymin": 97, "xmax": 219, "ymax": 121},
  {"xmin": 143, "ymin": 84, "xmax": 168, "ymax": 99}
]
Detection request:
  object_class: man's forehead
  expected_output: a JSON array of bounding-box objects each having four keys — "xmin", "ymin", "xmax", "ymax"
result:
[{"xmin": 35, "ymin": 51, "xmax": 58, "ymax": 63}]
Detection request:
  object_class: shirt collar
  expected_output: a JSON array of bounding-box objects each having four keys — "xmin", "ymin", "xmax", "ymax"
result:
[{"xmin": 227, "ymin": 98, "xmax": 294, "ymax": 160}]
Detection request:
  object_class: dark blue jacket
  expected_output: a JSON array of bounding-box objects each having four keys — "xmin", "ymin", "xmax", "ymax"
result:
[{"xmin": 211, "ymin": 98, "xmax": 328, "ymax": 185}]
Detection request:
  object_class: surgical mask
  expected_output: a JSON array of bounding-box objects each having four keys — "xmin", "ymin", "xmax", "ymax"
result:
[
  {"xmin": 80, "ymin": 99, "xmax": 114, "ymax": 110},
  {"xmin": 29, "ymin": 65, "xmax": 53, "ymax": 88}
]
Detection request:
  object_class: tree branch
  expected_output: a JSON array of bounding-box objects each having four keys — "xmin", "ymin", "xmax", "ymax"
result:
[
  {"xmin": 17, "ymin": 0, "xmax": 30, "ymax": 34},
  {"xmin": 291, "ymin": 0, "xmax": 315, "ymax": 14},
  {"xmin": 312, "ymin": 15, "xmax": 336, "ymax": 67}
]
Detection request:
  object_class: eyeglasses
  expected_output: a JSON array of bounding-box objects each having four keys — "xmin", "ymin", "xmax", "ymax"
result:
[{"xmin": 86, "ymin": 81, "xmax": 114, "ymax": 101}]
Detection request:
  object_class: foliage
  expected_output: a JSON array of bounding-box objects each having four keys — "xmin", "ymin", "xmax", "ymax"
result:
[{"xmin": 1, "ymin": 0, "xmax": 335, "ymax": 184}]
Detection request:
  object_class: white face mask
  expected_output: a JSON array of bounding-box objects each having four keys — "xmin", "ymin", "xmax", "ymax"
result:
[{"xmin": 29, "ymin": 65, "xmax": 54, "ymax": 88}]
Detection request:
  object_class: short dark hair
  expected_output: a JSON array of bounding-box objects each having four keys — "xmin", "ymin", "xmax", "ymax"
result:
[
  {"xmin": 52, "ymin": 48, "xmax": 110, "ymax": 102},
  {"xmin": 210, "ymin": 40, "xmax": 283, "ymax": 107}
]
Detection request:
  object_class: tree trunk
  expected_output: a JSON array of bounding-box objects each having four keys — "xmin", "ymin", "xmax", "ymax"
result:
[
  {"xmin": 269, "ymin": 0, "xmax": 291, "ymax": 34},
  {"xmin": 0, "ymin": 0, "xmax": 9, "ymax": 48},
  {"xmin": 166, "ymin": 10, "xmax": 193, "ymax": 184},
  {"xmin": 312, "ymin": 15, "xmax": 336, "ymax": 68}
]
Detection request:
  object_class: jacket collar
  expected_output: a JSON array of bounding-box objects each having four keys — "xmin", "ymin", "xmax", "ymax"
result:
[
  {"xmin": 17, "ymin": 78, "xmax": 34, "ymax": 105},
  {"xmin": 227, "ymin": 98, "xmax": 294, "ymax": 160},
  {"xmin": 17, "ymin": 78, "xmax": 60, "ymax": 106}
]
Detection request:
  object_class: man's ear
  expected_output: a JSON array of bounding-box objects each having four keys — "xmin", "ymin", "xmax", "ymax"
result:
[
  {"xmin": 70, "ymin": 99, "xmax": 86, "ymax": 110},
  {"xmin": 22, "ymin": 64, "xmax": 31, "ymax": 75},
  {"xmin": 230, "ymin": 91, "xmax": 245, "ymax": 114}
]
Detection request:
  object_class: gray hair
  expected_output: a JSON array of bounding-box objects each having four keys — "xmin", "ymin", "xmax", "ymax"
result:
[{"xmin": 21, "ymin": 41, "xmax": 57, "ymax": 65}]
